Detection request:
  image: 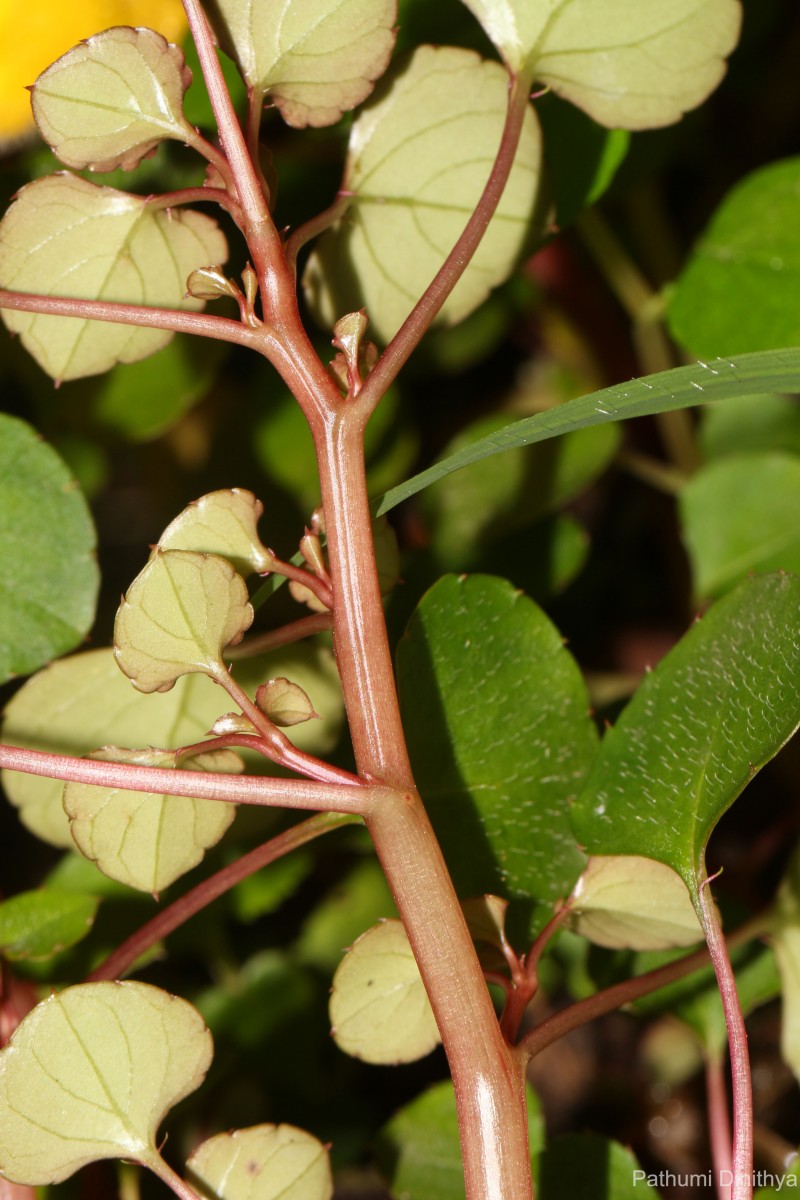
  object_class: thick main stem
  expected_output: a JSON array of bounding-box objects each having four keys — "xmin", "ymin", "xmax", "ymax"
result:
[{"xmin": 315, "ymin": 413, "xmax": 534, "ymax": 1200}]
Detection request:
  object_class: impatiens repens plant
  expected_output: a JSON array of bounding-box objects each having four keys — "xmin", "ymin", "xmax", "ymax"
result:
[{"xmin": 1, "ymin": 2, "xmax": 800, "ymax": 1199}]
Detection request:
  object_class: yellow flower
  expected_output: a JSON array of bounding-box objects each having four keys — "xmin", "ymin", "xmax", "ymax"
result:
[{"xmin": 0, "ymin": 0, "xmax": 187, "ymax": 143}]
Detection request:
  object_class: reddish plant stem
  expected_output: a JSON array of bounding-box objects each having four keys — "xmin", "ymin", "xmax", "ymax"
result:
[
  {"xmin": 0, "ymin": 744, "xmax": 370, "ymax": 814},
  {"xmin": 146, "ymin": 186, "xmax": 241, "ymax": 221},
  {"xmin": 89, "ymin": 812, "xmax": 358, "ymax": 983},
  {"xmin": 698, "ymin": 881, "xmax": 753, "ymax": 1200},
  {"xmin": 226, "ymin": 613, "xmax": 333, "ymax": 658},
  {"xmin": 707, "ymin": 1052, "xmax": 733, "ymax": 1200}
]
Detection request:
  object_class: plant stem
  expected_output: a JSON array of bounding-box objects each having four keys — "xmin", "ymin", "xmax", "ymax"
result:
[
  {"xmin": 707, "ymin": 1051, "xmax": 733, "ymax": 1200},
  {"xmin": 698, "ymin": 881, "xmax": 753, "ymax": 1200},
  {"xmin": 226, "ymin": 612, "xmax": 333, "ymax": 658},
  {"xmin": 145, "ymin": 1152, "xmax": 202, "ymax": 1200},
  {"xmin": 89, "ymin": 812, "xmax": 358, "ymax": 982}
]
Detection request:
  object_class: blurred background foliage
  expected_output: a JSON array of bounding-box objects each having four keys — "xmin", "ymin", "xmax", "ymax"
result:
[{"xmin": 1, "ymin": 1, "xmax": 800, "ymax": 1197}]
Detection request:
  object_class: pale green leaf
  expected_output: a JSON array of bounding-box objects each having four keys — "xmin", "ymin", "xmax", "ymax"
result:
[
  {"xmin": 114, "ymin": 550, "xmax": 253, "ymax": 693},
  {"xmin": 209, "ymin": 0, "xmax": 396, "ymax": 127},
  {"xmin": 0, "ymin": 890, "xmax": 98, "ymax": 962},
  {"xmin": 32, "ymin": 27, "xmax": 195, "ymax": 172},
  {"xmin": 256, "ymin": 678, "xmax": 318, "ymax": 727},
  {"xmin": 570, "ymin": 856, "xmax": 703, "ymax": 951},
  {"xmin": 0, "ymin": 981, "xmax": 212, "ymax": 1185},
  {"xmin": 63, "ymin": 747, "xmax": 241, "ymax": 893},
  {"xmin": 772, "ymin": 849, "xmax": 800, "ymax": 1084},
  {"xmin": 304, "ymin": 46, "xmax": 541, "ymax": 343},
  {"xmin": 157, "ymin": 489, "xmax": 275, "ymax": 576},
  {"xmin": 1, "ymin": 645, "xmax": 344, "ymax": 848},
  {"xmin": 188, "ymin": 1124, "xmax": 332, "ymax": 1200},
  {"xmin": 329, "ymin": 919, "xmax": 441, "ymax": 1064},
  {"xmin": 0, "ymin": 174, "xmax": 227, "ymax": 381},
  {"xmin": 0, "ymin": 414, "xmax": 98, "ymax": 684},
  {"xmin": 460, "ymin": 0, "xmax": 741, "ymax": 129}
]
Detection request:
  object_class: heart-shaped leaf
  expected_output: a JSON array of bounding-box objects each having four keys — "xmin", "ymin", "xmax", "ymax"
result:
[
  {"xmin": 208, "ymin": 0, "xmax": 396, "ymax": 127},
  {"xmin": 571, "ymin": 573, "xmax": 800, "ymax": 905},
  {"xmin": 63, "ymin": 747, "xmax": 241, "ymax": 892},
  {"xmin": 0, "ymin": 889, "xmax": 98, "ymax": 962},
  {"xmin": 459, "ymin": 0, "xmax": 742, "ymax": 129},
  {"xmin": 304, "ymin": 45, "xmax": 542, "ymax": 343},
  {"xmin": 157, "ymin": 489, "xmax": 275, "ymax": 576},
  {"xmin": 329, "ymin": 919, "xmax": 441, "ymax": 1065},
  {"xmin": 569, "ymin": 856, "xmax": 703, "ymax": 952},
  {"xmin": 397, "ymin": 574, "xmax": 596, "ymax": 927},
  {"xmin": 188, "ymin": 1124, "xmax": 332, "ymax": 1200},
  {"xmin": 0, "ymin": 174, "xmax": 228, "ymax": 381},
  {"xmin": 32, "ymin": 26, "xmax": 195, "ymax": 172},
  {"xmin": 114, "ymin": 550, "xmax": 253, "ymax": 694},
  {"xmin": 0, "ymin": 981, "xmax": 212, "ymax": 1185},
  {"xmin": 2, "ymin": 644, "xmax": 343, "ymax": 848},
  {"xmin": 0, "ymin": 414, "xmax": 98, "ymax": 684}
]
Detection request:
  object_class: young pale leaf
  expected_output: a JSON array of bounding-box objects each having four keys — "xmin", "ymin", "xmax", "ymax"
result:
[
  {"xmin": 63, "ymin": 747, "xmax": 241, "ymax": 893},
  {"xmin": 209, "ymin": 0, "xmax": 396, "ymax": 127},
  {"xmin": 114, "ymin": 550, "xmax": 253, "ymax": 693},
  {"xmin": 329, "ymin": 919, "xmax": 441, "ymax": 1065},
  {"xmin": 0, "ymin": 174, "xmax": 227, "ymax": 381},
  {"xmin": 32, "ymin": 27, "xmax": 195, "ymax": 172},
  {"xmin": 0, "ymin": 414, "xmax": 98, "ymax": 684},
  {"xmin": 569, "ymin": 856, "xmax": 703, "ymax": 952},
  {"xmin": 459, "ymin": 0, "xmax": 741, "ymax": 129},
  {"xmin": 256, "ymin": 678, "xmax": 318, "ymax": 727},
  {"xmin": 157, "ymin": 489, "xmax": 274, "ymax": 576},
  {"xmin": 304, "ymin": 46, "xmax": 541, "ymax": 343},
  {"xmin": 669, "ymin": 158, "xmax": 800, "ymax": 358},
  {"xmin": 0, "ymin": 981, "xmax": 212, "ymax": 1185},
  {"xmin": 188, "ymin": 1124, "xmax": 332, "ymax": 1200},
  {"xmin": 571, "ymin": 573, "xmax": 800, "ymax": 905},
  {"xmin": 680, "ymin": 454, "xmax": 800, "ymax": 601},
  {"xmin": 397, "ymin": 574, "xmax": 595, "ymax": 927},
  {"xmin": 0, "ymin": 889, "xmax": 98, "ymax": 962},
  {"xmin": 1, "ymin": 645, "xmax": 343, "ymax": 848}
]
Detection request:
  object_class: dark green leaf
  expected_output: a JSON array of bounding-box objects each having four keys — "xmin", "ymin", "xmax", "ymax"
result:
[
  {"xmin": 0, "ymin": 889, "xmax": 99, "ymax": 962},
  {"xmin": 375, "ymin": 348, "xmax": 800, "ymax": 516},
  {"xmin": 538, "ymin": 1134, "xmax": 659, "ymax": 1200},
  {"xmin": 0, "ymin": 414, "xmax": 98, "ymax": 683},
  {"xmin": 571, "ymin": 573, "xmax": 800, "ymax": 904},
  {"xmin": 537, "ymin": 95, "xmax": 629, "ymax": 227},
  {"xmin": 397, "ymin": 575, "xmax": 596, "ymax": 924},
  {"xmin": 700, "ymin": 394, "xmax": 800, "ymax": 460}
]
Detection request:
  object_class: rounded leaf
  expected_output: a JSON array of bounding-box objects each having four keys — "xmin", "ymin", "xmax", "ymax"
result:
[
  {"xmin": 209, "ymin": 0, "xmax": 396, "ymax": 127},
  {"xmin": 329, "ymin": 919, "xmax": 441, "ymax": 1065},
  {"xmin": 570, "ymin": 856, "xmax": 703, "ymax": 951},
  {"xmin": 63, "ymin": 748, "xmax": 241, "ymax": 893},
  {"xmin": 0, "ymin": 414, "xmax": 98, "ymax": 684},
  {"xmin": 256, "ymin": 678, "xmax": 318, "ymax": 727},
  {"xmin": 0, "ymin": 174, "xmax": 228, "ymax": 381},
  {"xmin": 188, "ymin": 1124, "xmax": 332, "ymax": 1200},
  {"xmin": 460, "ymin": 0, "xmax": 742, "ymax": 129},
  {"xmin": 32, "ymin": 26, "xmax": 194, "ymax": 172},
  {"xmin": 304, "ymin": 46, "xmax": 542, "ymax": 343},
  {"xmin": 114, "ymin": 549, "xmax": 253, "ymax": 694},
  {"xmin": 0, "ymin": 889, "xmax": 99, "ymax": 962},
  {"xmin": 0, "ymin": 981, "xmax": 212, "ymax": 1185},
  {"xmin": 157, "ymin": 489, "xmax": 274, "ymax": 576}
]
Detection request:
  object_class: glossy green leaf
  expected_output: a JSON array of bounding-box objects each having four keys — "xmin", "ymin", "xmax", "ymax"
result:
[
  {"xmin": 538, "ymin": 1134, "xmax": 659, "ymax": 1200},
  {"xmin": 669, "ymin": 158, "xmax": 800, "ymax": 358},
  {"xmin": 460, "ymin": 0, "xmax": 741, "ymax": 129},
  {"xmin": 114, "ymin": 550, "xmax": 253, "ymax": 693},
  {"xmin": 374, "ymin": 348, "xmax": 800, "ymax": 516},
  {"xmin": 0, "ymin": 981, "xmax": 212, "ymax": 1184},
  {"xmin": 0, "ymin": 889, "xmax": 98, "ymax": 962},
  {"xmin": 570, "ymin": 856, "xmax": 703, "ymax": 951},
  {"xmin": 571, "ymin": 573, "xmax": 800, "ymax": 904},
  {"xmin": 157, "ymin": 490, "xmax": 274, "ymax": 577},
  {"xmin": 397, "ymin": 575, "xmax": 595, "ymax": 920},
  {"xmin": 772, "ymin": 848, "xmax": 800, "ymax": 1083},
  {"xmin": 32, "ymin": 26, "xmax": 195, "ymax": 172},
  {"xmin": 188, "ymin": 1124, "xmax": 332, "ymax": 1200},
  {"xmin": 700, "ymin": 394, "xmax": 800, "ymax": 461},
  {"xmin": 209, "ymin": 0, "xmax": 396, "ymax": 127},
  {"xmin": 329, "ymin": 919, "xmax": 441, "ymax": 1064},
  {"xmin": 63, "ymin": 747, "xmax": 241, "ymax": 893},
  {"xmin": 304, "ymin": 45, "xmax": 542, "ymax": 343},
  {"xmin": 375, "ymin": 1079, "xmax": 542, "ymax": 1200},
  {"xmin": 680, "ymin": 455, "xmax": 800, "ymax": 600},
  {"xmin": 536, "ymin": 95, "xmax": 630, "ymax": 227},
  {"xmin": 1, "ymin": 645, "xmax": 344, "ymax": 848},
  {"xmin": 0, "ymin": 414, "xmax": 98, "ymax": 684},
  {"xmin": 0, "ymin": 174, "xmax": 227, "ymax": 381}
]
